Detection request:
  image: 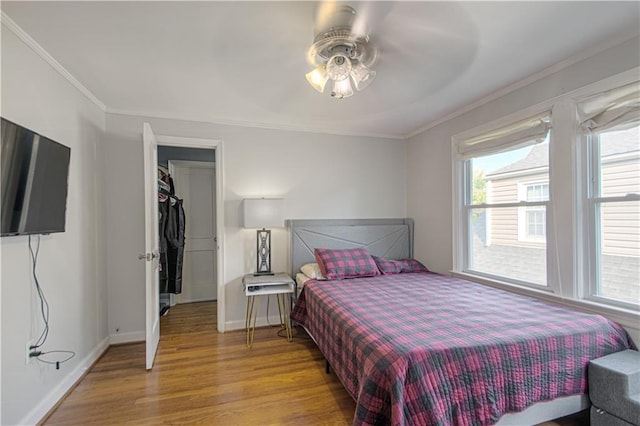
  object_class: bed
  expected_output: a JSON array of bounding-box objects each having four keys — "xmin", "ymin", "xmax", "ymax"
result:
[{"xmin": 288, "ymin": 219, "xmax": 636, "ymax": 426}]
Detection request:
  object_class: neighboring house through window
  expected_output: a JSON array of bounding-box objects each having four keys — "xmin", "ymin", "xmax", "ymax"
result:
[{"xmin": 485, "ymin": 143, "xmax": 550, "ymax": 245}]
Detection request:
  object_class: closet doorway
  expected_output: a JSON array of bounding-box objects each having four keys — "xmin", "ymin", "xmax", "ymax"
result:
[
  {"xmin": 167, "ymin": 159, "xmax": 217, "ymax": 304},
  {"xmin": 154, "ymin": 134, "xmax": 225, "ymax": 334}
]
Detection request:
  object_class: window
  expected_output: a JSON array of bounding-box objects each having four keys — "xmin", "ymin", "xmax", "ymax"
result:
[
  {"xmin": 577, "ymin": 80, "xmax": 640, "ymax": 308},
  {"xmin": 452, "ymin": 77, "xmax": 639, "ymax": 321},
  {"xmin": 586, "ymin": 124, "xmax": 640, "ymax": 307},
  {"xmin": 526, "ymin": 183, "xmax": 549, "ymax": 202},
  {"xmin": 457, "ymin": 113, "xmax": 551, "ymax": 287},
  {"xmin": 526, "ymin": 206, "xmax": 545, "ymax": 238},
  {"xmin": 520, "ymin": 182, "xmax": 548, "ymax": 241}
]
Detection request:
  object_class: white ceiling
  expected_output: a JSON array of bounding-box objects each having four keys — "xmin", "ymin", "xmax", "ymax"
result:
[{"xmin": 2, "ymin": 1, "xmax": 639, "ymax": 139}]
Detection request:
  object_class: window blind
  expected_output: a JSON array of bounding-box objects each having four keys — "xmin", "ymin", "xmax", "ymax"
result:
[
  {"xmin": 457, "ymin": 112, "xmax": 551, "ymax": 159},
  {"xmin": 578, "ymin": 80, "xmax": 640, "ymax": 133}
]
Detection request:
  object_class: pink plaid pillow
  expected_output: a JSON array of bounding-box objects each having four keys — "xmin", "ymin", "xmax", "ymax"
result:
[
  {"xmin": 399, "ymin": 258, "xmax": 430, "ymax": 273},
  {"xmin": 371, "ymin": 255, "xmax": 402, "ymax": 274},
  {"xmin": 372, "ymin": 256, "xmax": 430, "ymax": 275},
  {"xmin": 314, "ymin": 247, "xmax": 380, "ymax": 280}
]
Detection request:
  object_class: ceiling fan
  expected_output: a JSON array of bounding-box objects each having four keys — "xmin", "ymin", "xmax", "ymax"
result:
[
  {"xmin": 305, "ymin": 3, "xmax": 381, "ymax": 99},
  {"xmin": 300, "ymin": 1, "xmax": 480, "ymax": 108}
]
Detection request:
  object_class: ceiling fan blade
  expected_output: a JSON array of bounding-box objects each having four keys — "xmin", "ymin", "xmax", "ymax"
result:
[
  {"xmin": 312, "ymin": 1, "xmax": 394, "ymax": 39},
  {"xmin": 368, "ymin": 2, "xmax": 479, "ymax": 103},
  {"xmin": 350, "ymin": 1, "xmax": 394, "ymax": 39},
  {"xmin": 313, "ymin": 1, "xmax": 343, "ymax": 36}
]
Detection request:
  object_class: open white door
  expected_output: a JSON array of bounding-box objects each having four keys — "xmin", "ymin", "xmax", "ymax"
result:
[{"xmin": 143, "ymin": 123, "xmax": 160, "ymax": 370}]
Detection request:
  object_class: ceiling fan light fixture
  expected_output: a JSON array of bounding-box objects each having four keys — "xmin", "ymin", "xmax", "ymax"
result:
[
  {"xmin": 350, "ymin": 60, "xmax": 376, "ymax": 91},
  {"xmin": 326, "ymin": 53, "xmax": 352, "ymax": 81},
  {"xmin": 305, "ymin": 5, "xmax": 377, "ymax": 99},
  {"xmin": 331, "ymin": 78, "xmax": 354, "ymax": 99},
  {"xmin": 305, "ymin": 64, "xmax": 329, "ymax": 93}
]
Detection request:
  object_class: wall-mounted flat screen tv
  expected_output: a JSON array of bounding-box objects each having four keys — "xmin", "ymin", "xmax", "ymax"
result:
[{"xmin": 1, "ymin": 118, "xmax": 71, "ymax": 237}]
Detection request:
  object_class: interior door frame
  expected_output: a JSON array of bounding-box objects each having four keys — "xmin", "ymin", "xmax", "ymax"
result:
[
  {"xmin": 156, "ymin": 135, "xmax": 226, "ymax": 332},
  {"xmin": 167, "ymin": 160, "xmax": 217, "ymax": 305}
]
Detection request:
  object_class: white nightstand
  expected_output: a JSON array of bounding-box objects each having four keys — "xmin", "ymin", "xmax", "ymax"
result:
[{"xmin": 243, "ymin": 272, "xmax": 295, "ymax": 347}]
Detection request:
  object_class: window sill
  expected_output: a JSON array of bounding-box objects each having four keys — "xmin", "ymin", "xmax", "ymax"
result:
[{"xmin": 451, "ymin": 270, "xmax": 640, "ymax": 331}]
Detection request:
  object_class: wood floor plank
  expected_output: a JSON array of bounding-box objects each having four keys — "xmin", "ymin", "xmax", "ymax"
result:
[{"xmin": 42, "ymin": 301, "xmax": 588, "ymax": 425}]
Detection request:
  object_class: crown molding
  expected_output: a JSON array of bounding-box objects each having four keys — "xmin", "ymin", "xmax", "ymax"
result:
[
  {"xmin": 1, "ymin": 11, "xmax": 106, "ymax": 112},
  {"xmin": 406, "ymin": 30, "xmax": 640, "ymax": 140},
  {"xmin": 106, "ymin": 107, "xmax": 406, "ymax": 140}
]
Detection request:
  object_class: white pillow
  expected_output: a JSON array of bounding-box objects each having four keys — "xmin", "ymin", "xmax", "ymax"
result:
[
  {"xmin": 300, "ymin": 262, "xmax": 325, "ymax": 280},
  {"xmin": 296, "ymin": 272, "xmax": 310, "ymax": 289}
]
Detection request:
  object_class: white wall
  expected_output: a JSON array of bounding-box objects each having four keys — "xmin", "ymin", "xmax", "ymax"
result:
[
  {"xmin": 104, "ymin": 113, "xmax": 407, "ymax": 336},
  {"xmin": 1, "ymin": 23, "xmax": 108, "ymax": 425},
  {"xmin": 407, "ymin": 36, "xmax": 640, "ymax": 340}
]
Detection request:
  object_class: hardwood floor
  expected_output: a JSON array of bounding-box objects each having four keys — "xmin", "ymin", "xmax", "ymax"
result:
[
  {"xmin": 43, "ymin": 301, "xmax": 355, "ymax": 425},
  {"xmin": 43, "ymin": 302, "xmax": 588, "ymax": 425}
]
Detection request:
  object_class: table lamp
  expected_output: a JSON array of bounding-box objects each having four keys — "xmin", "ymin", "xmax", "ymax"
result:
[{"xmin": 243, "ymin": 198, "xmax": 284, "ymax": 275}]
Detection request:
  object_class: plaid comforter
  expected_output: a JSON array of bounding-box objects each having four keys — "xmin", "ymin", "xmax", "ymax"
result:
[{"xmin": 290, "ymin": 272, "xmax": 635, "ymax": 426}]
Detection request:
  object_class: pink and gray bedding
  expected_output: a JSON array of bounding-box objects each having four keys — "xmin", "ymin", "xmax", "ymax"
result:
[{"xmin": 290, "ymin": 272, "xmax": 635, "ymax": 426}]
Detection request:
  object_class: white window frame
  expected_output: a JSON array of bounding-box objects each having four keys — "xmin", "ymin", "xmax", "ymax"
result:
[
  {"xmin": 582, "ymin": 129, "xmax": 640, "ymax": 310},
  {"xmin": 454, "ymin": 112, "xmax": 552, "ymax": 289}
]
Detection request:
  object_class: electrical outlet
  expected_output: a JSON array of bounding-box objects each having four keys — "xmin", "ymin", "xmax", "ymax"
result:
[{"xmin": 25, "ymin": 341, "xmax": 33, "ymax": 365}]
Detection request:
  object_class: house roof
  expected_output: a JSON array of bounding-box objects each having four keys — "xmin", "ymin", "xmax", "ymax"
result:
[
  {"xmin": 487, "ymin": 129, "xmax": 639, "ymax": 177},
  {"xmin": 487, "ymin": 143, "xmax": 548, "ymax": 177}
]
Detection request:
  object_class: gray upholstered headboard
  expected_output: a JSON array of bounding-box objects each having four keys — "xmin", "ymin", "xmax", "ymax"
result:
[{"xmin": 287, "ymin": 218, "xmax": 414, "ymax": 277}]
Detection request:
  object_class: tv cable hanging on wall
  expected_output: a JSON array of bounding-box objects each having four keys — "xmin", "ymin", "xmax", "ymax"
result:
[{"xmin": 28, "ymin": 235, "xmax": 75, "ymax": 369}]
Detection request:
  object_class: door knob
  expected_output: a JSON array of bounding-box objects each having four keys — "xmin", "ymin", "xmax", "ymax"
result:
[{"xmin": 138, "ymin": 253, "xmax": 156, "ymax": 261}]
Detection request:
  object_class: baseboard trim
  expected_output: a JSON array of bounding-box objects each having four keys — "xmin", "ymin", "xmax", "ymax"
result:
[
  {"xmin": 109, "ymin": 330, "xmax": 145, "ymax": 345},
  {"xmin": 19, "ymin": 336, "xmax": 110, "ymax": 426}
]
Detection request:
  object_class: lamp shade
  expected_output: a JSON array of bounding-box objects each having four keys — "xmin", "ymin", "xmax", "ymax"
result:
[
  {"xmin": 305, "ymin": 64, "xmax": 329, "ymax": 93},
  {"xmin": 350, "ymin": 60, "xmax": 376, "ymax": 91},
  {"xmin": 243, "ymin": 198, "xmax": 284, "ymax": 229},
  {"xmin": 331, "ymin": 78, "xmax": 354, "ymax": 99}
]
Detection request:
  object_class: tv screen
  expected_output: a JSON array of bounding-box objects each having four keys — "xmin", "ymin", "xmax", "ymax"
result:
[{"xmin": 1, "ymin": 118, "xmax": 71, "ymax": 237}]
